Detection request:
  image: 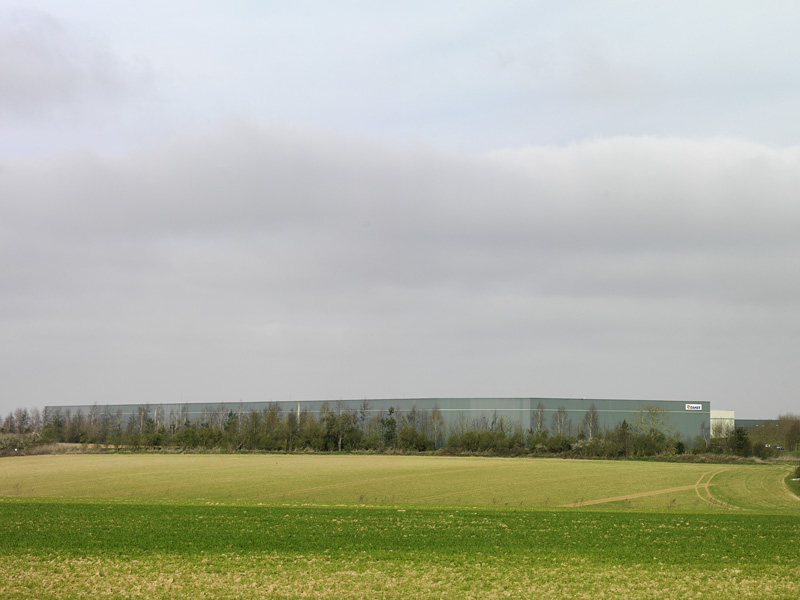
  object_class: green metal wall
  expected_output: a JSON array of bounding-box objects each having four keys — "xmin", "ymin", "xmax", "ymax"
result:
[{"xmin": 45, "ymin": 397, "xmax": 709, "ymax": 442}]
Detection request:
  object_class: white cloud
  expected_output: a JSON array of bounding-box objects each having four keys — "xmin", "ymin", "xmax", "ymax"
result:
[
  {"xmin": 0, "ymin": 8, "xmax": 156, "ymax": 157},
  {"xmin": 6, "ymin": 1, "xmax": 800, "ymax": 159},
  {"xmin": 0, "ymin": 10, "xmax": 148, "ymax": 117}
]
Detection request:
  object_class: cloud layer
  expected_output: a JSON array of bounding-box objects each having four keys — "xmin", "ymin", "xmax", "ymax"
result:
[
  {"xmin": 3, "ymin": 3, "xmax": 800, "ymax": 419},
  {"xmin": 5, "ymin": 2, "xmax": 800, "ymax": 158},
  {"xmin": 2, "ymin": 126, "xmax": 798, "ymax": 416}
]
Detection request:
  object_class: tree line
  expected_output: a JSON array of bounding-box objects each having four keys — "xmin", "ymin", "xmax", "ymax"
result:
[{"xmin": 3, "ymin": 402, "xmax": 795, "ymax": 458}]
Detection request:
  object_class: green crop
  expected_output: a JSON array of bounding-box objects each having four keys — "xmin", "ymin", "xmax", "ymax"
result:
[
  {"xmin": 2, "ymin": 499, "xmax": 800, "ymax": 599},
  {"xmin": 1, "ymin": 500, "xmax": 798, "ymax": 564},
  {"xmin": 2, "ymin": 454, "xmax": 799, "ymax": 598}
]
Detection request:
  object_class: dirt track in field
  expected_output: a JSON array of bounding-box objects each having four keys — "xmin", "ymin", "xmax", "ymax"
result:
[{"xmin": 560, "ymin": 468, "xmax": 729, "ymax": 507}]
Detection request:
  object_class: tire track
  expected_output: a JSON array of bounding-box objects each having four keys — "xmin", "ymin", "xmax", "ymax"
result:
[{"xmin": 560, "ymin": 468, "xmax": 727, "ymax": 508}]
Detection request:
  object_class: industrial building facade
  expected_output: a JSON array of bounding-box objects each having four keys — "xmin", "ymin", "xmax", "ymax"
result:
[{"xmin": 45, "ymin": 397, "xmax": 710, "ymax": 442}]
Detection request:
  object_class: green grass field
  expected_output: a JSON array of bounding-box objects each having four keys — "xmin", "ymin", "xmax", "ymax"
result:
[{"xmin": 2, "ymin": 454, "xmax": 799, "ymax": 598}]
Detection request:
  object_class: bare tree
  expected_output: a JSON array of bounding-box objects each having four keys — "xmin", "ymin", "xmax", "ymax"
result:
[
  {"xmin": 30, "ymin": 407, "xmax": 41, "ymax": 432},
  {"xmin": 213, "ymin": 405, "xmax": 226, "ymax": 430},
  {"xmin": 582, "ymin": 404, "xmax": 599, "ymax": 440},
  {"xmin": 14, "ymin": 408, "xmax": 29, "ymax": 434},
  {"xmin": 533, "ymin": 402, "xmax": 547, "ymax": 434},
  {"xmin": 551, "ymin": 406, "xmax": 569, "ymax": 436},
  {"xmin": 700, "ymin": 420, "xmax": 710, "ymax": 449},
  {"xmin": 138, "ymin": 405, "xmax": 149, "ymax": 434},
  {"xmin": 632, "ymin": 404, "xmax": 672, "ymax": 437},
  {"xmin": 2, "ymin": 412, "xmax": 15, "ymax": 433},
  {"xmin": 783, "ymin": 416, "xmax": 800, "ymax": 451},
  {"xmin": 359, "ymin": 400, "xmax": 371, "ymax": 432},
  {"xmin": 431, "ymin": 405, "xmax": 444, "ymax": 449},
  {"xmin": 152, "ymin": 405, "xmax": 159, "ymax": 431},
  {"xmin": 711, "ymin": 420, "xmax": 732, "ymax": 439},
  {"xmin": 87, "ymin": 404, "xmax": 100, "ymax": 442}
]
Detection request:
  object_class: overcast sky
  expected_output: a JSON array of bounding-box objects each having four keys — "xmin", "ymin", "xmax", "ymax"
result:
[{"xmin": 2, "ymin": 1, "xmax": 799, "ymax": 420}]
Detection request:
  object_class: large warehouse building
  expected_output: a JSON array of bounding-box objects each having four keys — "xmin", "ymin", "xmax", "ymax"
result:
[{"xmin": 45, "ymin": 397, "xmax": 711, "ymax": 442}]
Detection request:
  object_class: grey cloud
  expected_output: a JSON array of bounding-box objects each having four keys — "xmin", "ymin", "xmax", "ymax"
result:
[
  {"xmin": 4, "ymin": 129, "xmax": 799, "ymax": 306},
  {"xmin": 2, "ymin": 126, "xmax": 799, "ymax": 414}
]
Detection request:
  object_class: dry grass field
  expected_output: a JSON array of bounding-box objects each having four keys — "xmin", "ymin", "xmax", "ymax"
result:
[{"xmin": 1, "ymin": 453, "xmax": 797, "ymax": 510}]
